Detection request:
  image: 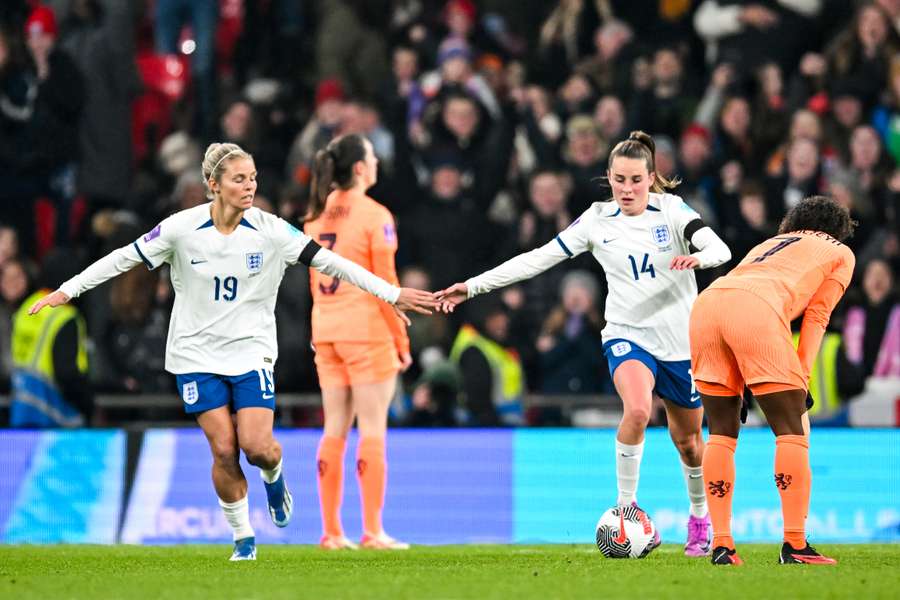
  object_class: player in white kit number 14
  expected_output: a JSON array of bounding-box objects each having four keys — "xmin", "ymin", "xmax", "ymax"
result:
[{"xmin": 437, "ymin": 131, "xmax": 732, "ymax": 556}]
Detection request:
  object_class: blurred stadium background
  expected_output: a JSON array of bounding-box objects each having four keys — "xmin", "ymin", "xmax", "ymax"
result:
[{"xmin": 0, "ymin": 0, "xmax": 897, "ymax": 547}]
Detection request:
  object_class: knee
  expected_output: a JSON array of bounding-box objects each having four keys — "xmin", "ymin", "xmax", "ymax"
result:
[
  {"xmin": 622, "ymin": 404, "xmax": 652, "ymax": 429},
  {"xmin": 672, "ymin": 434, "xmax": 702, "ymax": 462},
  {"xmin": 241, "ymin": 438, "xmax": 280, "ymax": 467},
  {"xmin": 210, "ymin": 442, "xmax": 240, "ymax": 468}
]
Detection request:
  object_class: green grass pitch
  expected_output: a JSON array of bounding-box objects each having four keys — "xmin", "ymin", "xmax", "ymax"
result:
[{"xmin": 1, "ymin": 544, "xmax": 898, "ymax": 599}]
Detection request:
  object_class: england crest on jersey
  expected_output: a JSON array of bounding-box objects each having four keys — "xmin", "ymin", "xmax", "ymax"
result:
[
  {"xmin": 246, "ymin": 252, "xmax": 263, "ymax": 273},
  {"xmin": 651, "ymin": 224, "xmax": 670, "ymax": 247}
]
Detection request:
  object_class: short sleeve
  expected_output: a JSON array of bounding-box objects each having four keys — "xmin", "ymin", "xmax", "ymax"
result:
[
  {"xmin": 667, "ymin": 195, "xmax": 704, "ymax": 240},
  {"xmin": 274, "ymin": 217, "xmax": 321, "ymax": 266},
  {"xmin": 555, "ymin": 208, "xmax": 594, "ymax": 258},
  {"xmin": 133, "ymin": 216, "xmax": 177, "ymax": 270}
]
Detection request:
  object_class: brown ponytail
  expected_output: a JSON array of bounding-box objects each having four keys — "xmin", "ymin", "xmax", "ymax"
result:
[
  {"xmin": 305, "ymin": 134, "xmax": 368, "ymax": 222},
  {"xmin": 608, "ymin": 130, "xmax": 681, "ymax": 193}
]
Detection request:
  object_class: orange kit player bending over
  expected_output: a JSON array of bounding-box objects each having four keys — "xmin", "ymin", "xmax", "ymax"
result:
[
  {"xmin": 305, "ymin": 133, "xmax": 414, "ymax": 550},
  {"xmin": 689, "ymin": 195, "xmax": 856, "ymax": 566}
]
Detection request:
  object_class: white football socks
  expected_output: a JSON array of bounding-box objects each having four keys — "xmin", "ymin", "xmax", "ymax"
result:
[
  {"xmin": 260, "ymin": 458, "xmax": 283, "ymax": 484},
  {"xmin": 615, "ymin": 439, "xmax": 644, "ymax": 506},
  {"xmin": 219, "ymin": 495, "xmax": 255, "ymax": 541},
  {"xmin": 681, "ymin": 460, "xmax": 708, "ymax": 518}
]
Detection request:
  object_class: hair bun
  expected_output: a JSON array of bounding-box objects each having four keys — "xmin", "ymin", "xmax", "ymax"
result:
[{"xmin": 628, "ymin": 130, "xmax": 655, "ymax": 153}]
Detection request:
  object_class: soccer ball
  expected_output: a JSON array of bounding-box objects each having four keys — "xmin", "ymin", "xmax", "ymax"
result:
[{"xmin": 595, "ymin": 504, "xmax": 658, "ymax": 558}]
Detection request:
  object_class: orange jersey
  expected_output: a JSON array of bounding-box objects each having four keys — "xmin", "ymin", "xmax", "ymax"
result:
[
  {"xmin": 305, "ymin": 190, "xmax": 409, "ymax": 352},
  {"xmin": 707, "ymin": 230, "xmax": 855, "ymax": 375}
]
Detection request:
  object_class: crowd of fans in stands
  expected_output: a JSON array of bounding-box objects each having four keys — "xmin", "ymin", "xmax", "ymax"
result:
[{"xmin": 0, "ymin": 0, "xmax": 897, "ymax": 425}]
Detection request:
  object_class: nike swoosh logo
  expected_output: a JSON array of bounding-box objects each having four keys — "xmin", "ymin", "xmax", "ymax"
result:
[
  {"xmin": 614, "ymin": 511, "xmax": 628, "ymax": 545},
  {"xmin": 262, "ymin": 393, "xmax": 274, "ymax": 400},
  {"xmin": 688, "ymin": 474, "xmax": 703, "ymax": 479},
  {"xmin": 190, "ymin": 258, "xmax": 207, "ymax": 265},
  {"xmin": 603, "ymin": 238, "xmax": 617, "ymax": 244}
]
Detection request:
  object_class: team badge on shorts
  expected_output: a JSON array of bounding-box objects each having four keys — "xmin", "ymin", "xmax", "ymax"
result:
[
  {"xmin": 182, "ymin": 381, "xmax": 199, "ymax": 405},
  {"xmin": 610, "ymin": 341, "xmax": 632, "ymax": 357},
  {"xmin": 651, "ymin": 224, "xmax": 670, "ymax": 246},
  {"xmin": 246, "ymin": 252, "xmax": 263, "ymax": 273}
]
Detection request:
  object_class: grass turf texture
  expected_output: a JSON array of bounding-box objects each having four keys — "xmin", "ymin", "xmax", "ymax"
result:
[{"xmin": 1, "ymin": 544, "xmax": 897, "ymax": 600}]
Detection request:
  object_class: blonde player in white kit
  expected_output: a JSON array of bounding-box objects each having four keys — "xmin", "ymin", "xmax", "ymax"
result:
[
  {"xmin": 28, "ymin": 143, "xmax": 437, "ymax": 561},
  {"xmin": 437, "ymin": 131, "xmax": 731, "ymax": 556}
]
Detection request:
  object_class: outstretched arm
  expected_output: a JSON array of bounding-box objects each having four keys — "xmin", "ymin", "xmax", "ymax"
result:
[
  {"xmin": 437, "ymin": 238, "xmax": 571, "ymax": 312},
  {"xmin": 308, "ymin": 247, "xmax": 437, "ymax": 320},
  {"xmin": 30, "ymin": 245, "xmax": 143, "ymax": 314}
]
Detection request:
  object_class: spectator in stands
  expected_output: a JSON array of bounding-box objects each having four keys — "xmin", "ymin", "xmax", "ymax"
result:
[
  {"xmin": 316, "ymin": 0, "xmax": 389, "ymax": 100},
  {"xmin": 154, "ymin": 0, "xmax": 218, "ymax": 140},
  {"xmin": 285, "ymin": 79, "xmax": 345, "ymax": 187},
  {"xmin": 873, "ymin": 54, "xmax": 900, "ymax": 165},
  {"xmin": 844, "ymin": 258, "xmax": 900, "ymax": 378},
  {"xmin": 723, "ymin": 180, "xmax": 777, "ymax": 265},
  {"xmin": 450, "ymin": 296, "xmax": 524, "ymax": 426},
  {"xmin": 0, "ymin": 257, "xmax": 34, "ymax": 390},
  {"xmin": 95, "ymin": 260, "xmax": 171, "ymax": 394},
  {"xmin": 535, "ymin": 270, "xmax": 606, "ymax": 395},
  {"xmin": 9, "ymin": 249, "xmax": 91, "ymax": 427},
  {"xmin": 693, "ymin": 0, "xmax": 822, "ymax": 73},
  {"xmin": 402, "ymin": 152, "xmax": 493, "ymax": 290},
  {"xmin": 677, "ymin": 124, "xmax": 716, "ymax": 222},
  {"xmin": 574, "ymin": 19, "xmax": 636, "ymax": 98},
  {"xmin": 593, "ymin": 94, "xmax": 626, "ymax": 147},
  {"xmin": 765, "ymin": 136, "xmax": 822, "ymax": 220},
  {"xmin": 848, "ymin": 124, "xmax": 895, "ymax": 216},
  {"xmin": 399, "ymin": 266, "xmax": 451, "ymax": 383},
  {"xmin": 628, "ymin": 46, "xmax": 698, "ymax": 141},
  {"xmin": 536, "ymin": 0, "xmax": 603, "ymax": 89},
  {"xmin": 562, "ymin": 114, "xmax": 606, "ymax": 216},
  {"xmin": 59, "ymin": 0, "xmax": 141, "ymax": 216},
  {"xmin": 823, "ymin": 2, "xmax": 900, "ymax": 110}
]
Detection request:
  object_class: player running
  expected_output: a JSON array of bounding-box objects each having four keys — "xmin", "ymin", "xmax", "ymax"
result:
[
  {"xmin": 28, "ymin": 142, "xmax": 437, "ymax": 561},
  {"xmin": 305, "ymin": 134, "xmax": 411, "ymax": 550},
  {"xmin": 437, "ymin": 131, "xmax": 731, "ymax": 556},
  {"xmin": 690, "ymin": 195, "xmax": 856, "ymax": 566}
]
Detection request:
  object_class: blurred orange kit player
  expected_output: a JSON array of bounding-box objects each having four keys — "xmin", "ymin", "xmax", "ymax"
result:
[
  {"xmin": 305, "ymin": 133, "xmax": 411, "ymax": 549},
  {"xmin": 689, "ymin": 196, "xmax": 856, "ymax": 565}
]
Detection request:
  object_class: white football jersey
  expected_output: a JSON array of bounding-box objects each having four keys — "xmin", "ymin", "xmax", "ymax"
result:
[
  {"xmin": 556, "ymin": 193, "xmax": 704, "ymax": 361},
  {"xmin": 127, "ymin": 204, "xmax": 316, "ymax": 375}
]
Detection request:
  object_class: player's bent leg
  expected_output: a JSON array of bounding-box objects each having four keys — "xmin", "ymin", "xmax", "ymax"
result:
[
  {"xmin": 197, "ymin": 406, "xmax": 255, "ymax": 559},
  {"xmin": 236, "ymin": 407, "xmax": 292, "ymax": 528},
  {"xmin": 663, "ymin": 399, "xmax": 709, "ymax": 557},
  {"xmin": 697, "ymin": 386, "xmax": 742, "ymax": 564},
  {"xmin": 319, "ymin": 386, "xmax": 354, "ymax": 547},
  {"xmin": 753, "ymin": 387, "xmax": 833, "ymax": 563},
  {"xmin": 354, "ymin": 376, "xmax": 409, "ymax": 550}
]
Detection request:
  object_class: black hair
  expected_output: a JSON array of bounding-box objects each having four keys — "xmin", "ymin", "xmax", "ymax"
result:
[
  {"xmin": 305, "ymin": 134, "xmax": 368, "ymax": 222},
  {"xmin": 778, "ymin": 195, "xmax": 857, "ymax": 241}
]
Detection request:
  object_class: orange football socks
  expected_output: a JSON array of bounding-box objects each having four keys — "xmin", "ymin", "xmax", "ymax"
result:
[
  {"xmin": 775, "ymin": 434, "xmax": 811, "ymax": 549},
  {"xmin": 357, "ymin": 436, "xmax": 386, "ymax": 536},
  {"xmin": 317, "ymin": 435, "xmax": 346, "ymax": 538},
  {"xmin": 703, "ymin": 434, "xmax": 737, "ymax": 550}
]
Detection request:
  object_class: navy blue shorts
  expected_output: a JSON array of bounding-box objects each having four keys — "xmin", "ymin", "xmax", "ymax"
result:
[
  {"xmin": 176, "ymin": 369, "xmax": 276, "ymax": 414},
  {"xmin": 602, "ymin": 339, "xmax": 701, "ymax": 409}
]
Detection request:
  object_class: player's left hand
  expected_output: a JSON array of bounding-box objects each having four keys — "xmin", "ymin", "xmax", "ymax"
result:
[
  {"xmin": 670, "ymin": 255, "xmax": 700, "ymax": 270},
  {"xmin": 398, "ymin": 351, "xmax": 413, "ymax": 372}
]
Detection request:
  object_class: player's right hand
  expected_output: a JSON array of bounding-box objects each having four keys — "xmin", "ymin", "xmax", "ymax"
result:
[
  {"xmin": 28, "ymin": 290, "xmax": 70, "ymax": 315},
  {"xmin": 394, "ymin": 287, "xmax": 439, "ymax": 317},
  {"xmin": 435, "ymin": 283, "xmax": 468, "ymax": 313}
]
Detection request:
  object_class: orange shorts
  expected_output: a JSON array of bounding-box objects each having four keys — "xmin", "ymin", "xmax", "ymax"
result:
[
  {"xmin": 313, "ymin": 340, "xmax": 400, "ymax": 388},
  {"xmin": 689, "ymin": 288, "xmax": 806, "ymax": 397}
]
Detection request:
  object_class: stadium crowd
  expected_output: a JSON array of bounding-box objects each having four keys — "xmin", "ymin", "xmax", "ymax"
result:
[{"xmin": 0, "ymin": 0, "xmax": 897, "ymax": 427}]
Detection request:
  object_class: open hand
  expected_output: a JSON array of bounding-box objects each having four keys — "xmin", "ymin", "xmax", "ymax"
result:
[
  {"xmin": 670, "ymin": 256, "xmax": 700, "ymax": 270},
  {"xmin": 435, "ymin": 282, "xmax": 469, "ymax": 313},
  {"xmin": 393, "ymin": 287, "xmax": 439, "ymax": 325},
  {"xmin": 29, "ymin": 290, "xmax": 70, "ymax": 315}
]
